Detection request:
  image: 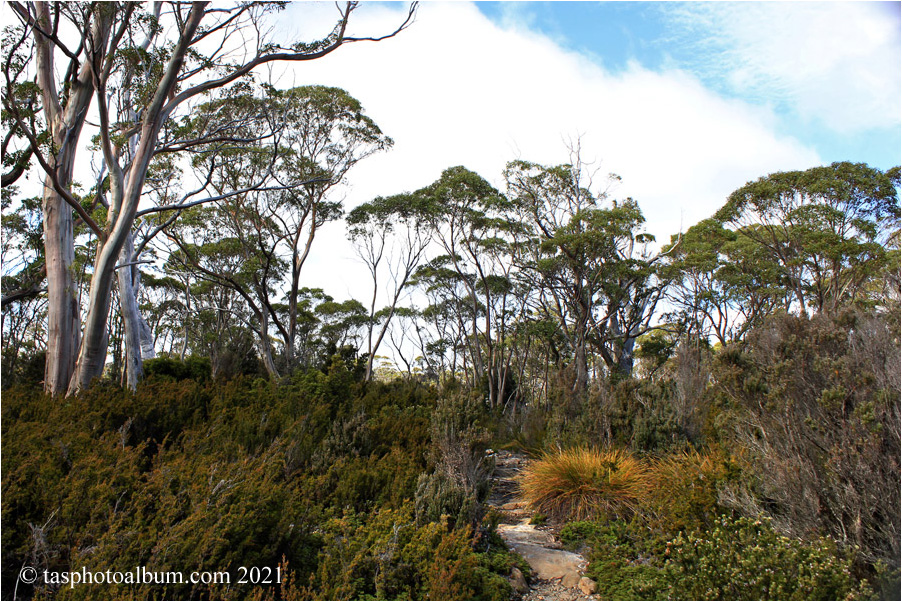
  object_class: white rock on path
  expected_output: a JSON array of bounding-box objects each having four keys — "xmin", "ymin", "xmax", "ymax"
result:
[{"xmin": 496, "ymin": 519, "xmax": 586, "ymax": 589}]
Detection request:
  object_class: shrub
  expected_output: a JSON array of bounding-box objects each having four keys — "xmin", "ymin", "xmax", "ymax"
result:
[
  {"xmin": 415, "ymin": 393, "xmax": 493, "ymax": 530},
  {"xmin": 645, "ymin": 448, "xmax": 735, "ymax": 533},
  {"xmin": 143, "ymin": 355, "xmax": 212, "ymax": 382},
  {"xmin": 545, "ymin": 376, "xmax": 696, "ymax": 453},
  {"xmin": 712, "ymin": 310, "xmax": 901, "ymax": 578},
  {"xmin": 299, "ymin": 504, "xmax": 518, "ymax": 600},
  {"xmin": 560, "ymin": 515, "xmax": 874, "ymax": 601},
  {"xmin": 664, "ymin": 515, "xmax": 874, "ymax": 600},
  {"xmin": 518, "ymin": 447, "xmax": 648, "ymax": 522},
  {"xmin": 561, "ymin": 519, "xmax": 668, "ymax": 600},
  {"xmin": 0, "ymin": 371, "xmax": 455, "ymax": 600}
]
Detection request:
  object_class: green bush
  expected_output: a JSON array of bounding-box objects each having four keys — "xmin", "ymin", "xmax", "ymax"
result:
[
  {"xmin": 299, "ymin": 504, "xmax": 518, "ymax": 600},
  {"xmin": 544, "ymin": 376, "xmax": 696, "ymax": 453},
  {"xmin": 560, "ymin": 515, "xmax": 875, "ymax": 601},
  {"xmin": 143, "ymin": 355, "xmax": 212, "ymax": 382},
  {"xmin": 562, "ymin": 520, "xmax": 668, "ymax": 600},
  {"xmin": 664, "ymin": 515, "xmax": 874, "ymax": 600},
  {"xmin": 2, "ymin": 368, "xmax": 505, "ymax": 601}
]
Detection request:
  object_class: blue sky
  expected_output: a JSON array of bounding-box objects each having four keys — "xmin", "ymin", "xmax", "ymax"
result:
[{"xmin": 475, "ymin": 1, "xmax": 901, "ymax": 170}]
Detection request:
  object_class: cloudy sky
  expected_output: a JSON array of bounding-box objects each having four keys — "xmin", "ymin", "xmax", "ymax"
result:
[{"xmin": 264, "ymin": 1, "xmax": 900, "ymax": 303}]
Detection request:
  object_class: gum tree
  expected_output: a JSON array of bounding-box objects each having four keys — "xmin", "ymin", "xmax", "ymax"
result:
[
  {"xmin": 715, "ymin": 162, "xmax": 900, "ymax": 316},
  {"xmin": 2, "ymin": 1, "xmax": 416, "ymax": 394}
]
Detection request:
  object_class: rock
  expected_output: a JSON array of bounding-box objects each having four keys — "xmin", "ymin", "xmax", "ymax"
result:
[
  {"xmin": 509, "ymin": 567, "xmax": 529, "ymax": 595},
  {"xmin": 561, "ymin": 571, "xmax": 581, "ymax": 588},
  {"xmin": 501, "ymin": 501, "xmax": 523, "ymax": 510},
  {"xmin": 578, "ymin": 576, "xmax": 597, "ymax": 595},
  {"xmin": 497, "ymin": 520, "xmax": 585, "ymax": 589}
]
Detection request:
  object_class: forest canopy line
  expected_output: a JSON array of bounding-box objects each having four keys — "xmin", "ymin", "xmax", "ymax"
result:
[
  {"xmin": 0, "ymin": 1, "xmax": 898, "ymax": 399},
  {"xmin": 1, "ymin": 2, "xmax": 900, "ymax": 601}
]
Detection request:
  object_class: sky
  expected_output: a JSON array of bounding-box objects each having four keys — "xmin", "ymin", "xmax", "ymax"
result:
[{"xmin": 266, "ymin": 1, "xmax": 901, "ymax": 304}]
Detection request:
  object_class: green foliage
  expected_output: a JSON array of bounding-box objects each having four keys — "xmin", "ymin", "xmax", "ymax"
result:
[
  {"xmin": 414, "ymin": 393, "xmax": 494, "ymax": 531},
  {"xmin": 546, "ymin": 376, "xmax": 695, "ymax": 453},
  {"xmin": 560, "ymin": 515, "xmax": 873, "ymax": 601},
  {"xmin": 1, "ymin": 369, "xmax": 518, "ymax": 600},
  {"xmin": 664, "ymin": 515, "xmax": 873, "ymax": 601},
  {"xmin": 143, "ymin": 355, "xmax": 212, "ymax": 382},
  {"xmin": 562, "ymin": 519, "xmax": 669, "ymax": 600},
  {"xmin": 302, "ymin": 505, "xmax": 517, "ymax": 600},
  {"xmin": 716, "ymin": 162, "xmax": 900, "ymax": 315}
]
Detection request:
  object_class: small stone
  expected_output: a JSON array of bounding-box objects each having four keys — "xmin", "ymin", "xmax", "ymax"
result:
[
  {"xmin": 578, "ymin": 576, "xmax": 597, "ymax": 595},
  {"xmin": 561, "ymin": 572, "xmax": 581, "ymax": 588},
  {"xmin": 509, "ymin": 567, "xmax": 529, "ymax": 595}
]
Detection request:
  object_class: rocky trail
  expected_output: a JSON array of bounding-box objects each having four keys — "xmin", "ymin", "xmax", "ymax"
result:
[{"xmin": 487, "ymin": 451, "xmax": 599, "ymax": 601}]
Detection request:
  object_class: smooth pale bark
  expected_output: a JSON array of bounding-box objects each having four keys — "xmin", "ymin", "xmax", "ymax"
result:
[
  {"xmin": 257, "ymin": 310, "xmax": 280, "ymax": 379},
  {"xmin": 41, "ymin": 182, "xmax": 80, "ymax": 395},
  {"xmin": 61, "ymin": 2, "xmax": 413, "ymax": 393},
  {"xmin": 68, "ymin": 4, "xmax": 206, "ymax": 395},
  {"xmin": 285, "ymin": 212, "xmax": 317, "ymax": 368},
  {"xmin": 118, "ymin": 233, "xmax": 143, "ymax": 390},
  {"xmin": 118, "ymin": 1, "xmax": 162, "ymax": 389},
  {"xmin": 34, "ymin": 2, "xmax": 109, "ymax": 395}
]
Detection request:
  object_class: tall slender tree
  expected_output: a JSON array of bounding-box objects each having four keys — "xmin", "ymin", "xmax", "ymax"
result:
[{"xmin": 2, "ymin": 1, "xmax": 416, "ymax": 394}]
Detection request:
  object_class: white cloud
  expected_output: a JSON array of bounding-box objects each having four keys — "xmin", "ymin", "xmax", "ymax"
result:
[
  {"xmin": 663, "ymin": 1, "xmax": 901, "ymax": 134},
  {"xmin": 267, "ymin": 1, "xmax": 821, "ymax": 302}
]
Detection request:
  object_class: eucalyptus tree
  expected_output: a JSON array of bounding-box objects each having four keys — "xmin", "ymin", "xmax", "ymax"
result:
[
  {"xmin": 2, "ymin": 1, "xmax": 416, "ymax": 395},
  {"xmin": 412, "ymin": 259, "xmax": 475, "ymax": 382},
  {"xmin": 3, "ymin": 2, "xmax": 112, "ymax": 394},
  {"xmin": 505, "ymin": 157, "xmax": 669, "ymax": 388},
  {"xmin": 1, "ymin": 194, "xmax": 46, "ymax": 383},
  {"xmin": 169, "ymin": 84, "xmax": 391, "ymax": 376},
  {"xmin": 269, "ymin": 85, "xmax": 392, "ymax": 368},
  {"xmin": 412, "ymin": 167, "xmax": 524, "ymax": 406},
  {"xmin": 167, "ymin": 200, "xmax": 288, "ymax": 377},
  {"xmin": 347, "ymin": 192, "xmax": 433, "ymax": 381},
  {"xmin": 716, "ymin": 162, "xmax": 900, "ymax": 316},
  {"xmin": 138, "ymin": 272, "xmax": 188, "ymax": 357},
  {"xmin": 663, "ymin": 218, "xmax": 790, "ymax": 345}
]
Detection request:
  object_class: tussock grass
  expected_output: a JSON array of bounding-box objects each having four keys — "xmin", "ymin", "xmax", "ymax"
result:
[{"xmin": 517, "ymin": 447, "xmax": 648, "ymax": 522}]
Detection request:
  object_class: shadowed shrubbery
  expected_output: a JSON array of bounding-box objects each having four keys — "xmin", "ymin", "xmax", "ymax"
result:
[
  {"xmin": 711, "ymin": 310, "xmax": 900, "ymax": 590},
  {"xmin": 143, "ymin": 355, "xmax": 213, "ymax": 382},
  {"xmin": 1, "ymin": 366, "xmax": 521, "ymax": 601}
]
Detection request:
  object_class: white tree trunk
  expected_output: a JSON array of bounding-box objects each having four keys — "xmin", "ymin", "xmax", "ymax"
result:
[
  {"xmin": 118, "ymin": 233, "xmax": 144, "ymax": 390},
  {"xmin": 33, "ymin": 2, "xmax": 106, "ymax": 394},
  {"xmin": 42, "ymin": 182, "xmax": 80, "ymax": 395}
]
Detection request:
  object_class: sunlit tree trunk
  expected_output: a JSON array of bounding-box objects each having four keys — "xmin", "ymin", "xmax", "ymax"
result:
[{"xmin": 34, "ymin": 2, "xmax": 108, "ymax": 394}]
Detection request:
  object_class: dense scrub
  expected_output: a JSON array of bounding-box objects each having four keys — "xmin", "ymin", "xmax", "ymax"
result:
[
  {"xmin": 1, "ymin": 361, "xmax": 520, "ymax": 600},
  {"xmin": 3, "ymin": 310, "xmax": 898, "ymax": 600},
  {"xmin": 516, "ymin": 309, "xmax": 900, "ymax": 600},
  {"xmin": 560, "ymin": 516, "xmax": 872, "ymax": 601}
]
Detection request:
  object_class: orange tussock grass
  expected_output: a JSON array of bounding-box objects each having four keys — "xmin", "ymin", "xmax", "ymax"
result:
[{"xmin": 517, "ymin": 447, "xmax": 649, "ymax": 522}]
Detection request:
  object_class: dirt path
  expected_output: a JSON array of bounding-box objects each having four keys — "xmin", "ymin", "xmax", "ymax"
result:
[{"xmin": 488, "ymin": 451, "xmax": 599, "ymax": 601}]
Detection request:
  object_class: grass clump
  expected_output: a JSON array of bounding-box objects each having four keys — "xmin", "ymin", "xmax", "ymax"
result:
[{"xmin": 517, "ymin": 447, "xmax": 647, "ymax": 522}]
